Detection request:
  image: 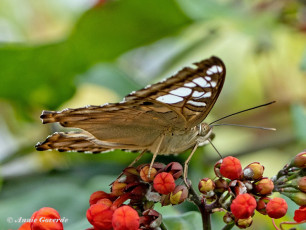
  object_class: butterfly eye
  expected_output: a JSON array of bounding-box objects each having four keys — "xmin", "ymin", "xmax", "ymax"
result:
[{"xmin": 199, "ymin": 123, "xmax": 211, "ymax": 137}]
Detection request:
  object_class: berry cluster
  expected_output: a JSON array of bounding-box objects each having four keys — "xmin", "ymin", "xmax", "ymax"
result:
[
  {"xmin": 198, "ymin": 152, "xmax": 306, "ymax": 228},
  {"xmin": 86, "ymin": 162, "xmax": 187, "ymax": 230},
  {"xmin": 17, "ymin": 151, "xmax": 306, "ymax": 229}
]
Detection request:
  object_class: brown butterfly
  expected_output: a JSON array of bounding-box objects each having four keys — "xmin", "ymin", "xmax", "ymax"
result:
[{"xmin": 36, "ymin": 56, "xmax": 226, "ymax": 182}]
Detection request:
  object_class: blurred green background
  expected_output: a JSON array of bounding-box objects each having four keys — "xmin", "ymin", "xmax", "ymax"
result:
[{"xmin": 0, "ymin": 0, "xmax": 305, "ymax": 229}]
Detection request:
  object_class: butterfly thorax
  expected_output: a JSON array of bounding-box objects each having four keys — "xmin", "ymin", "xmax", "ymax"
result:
[{"xmin": 148, "ymin": 122, "xmax": 213, "ymax": 155}]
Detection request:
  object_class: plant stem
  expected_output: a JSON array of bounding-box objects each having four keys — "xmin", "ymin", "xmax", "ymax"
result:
[
  {"xmin": 188, "ymin": 184, "xmax": 211, "ymax": 230},
  {"xmin": 160, "ymin": 222, "xmax": 168, "ymax": 230},
  {"xmin": 221, "ymin": 223, "xmax": 235, "ymax": 230},
  {"xmin": 199, "ymin": 203, "xmax": 211, "ymax": 230}
]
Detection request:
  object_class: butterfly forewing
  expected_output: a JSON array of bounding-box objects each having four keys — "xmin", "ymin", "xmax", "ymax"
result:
[
  {"xmin": 36, "ymin": 56, "xmax": 225, "ymax": 153},
  {"xmin": 125, "ymin": 56, "xmax": 225, "ymax": 129}
]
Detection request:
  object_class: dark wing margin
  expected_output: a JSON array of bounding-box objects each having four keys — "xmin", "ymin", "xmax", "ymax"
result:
[{"xmin": 35, "ymin": 132, "xmax": 111, "ymax": 153}]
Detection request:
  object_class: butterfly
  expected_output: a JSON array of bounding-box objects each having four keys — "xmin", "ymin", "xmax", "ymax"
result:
[{"xmin": 36, "ymin": 56, "xmax": 226, "ymax": 182}]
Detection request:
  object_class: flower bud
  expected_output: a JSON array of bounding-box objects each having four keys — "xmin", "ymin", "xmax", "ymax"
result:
[
  {"xmin": 256, "ymin": 197, "xmax": 271, "ymax": 215},
  {"xmin": 243, "ymin": 162, "xmax": 264, "ymax": 180},
  {"xmin": 292, "ymin": 151, "xmax": 306, "ymax": 168},
  {"xmin": 214, "ymin": 178, "xmax": 228, "ymax": 193},
  {"xmin": 220, "ymin": 156, "xmax": 242, "ymax": 180},
  {"xmin": 140, "ymin": 166, "xmax": 157, "ymax": 182},
  {"xmin": 112, "ymin": 206, "xmax": 140, "ymax": 230},
  {"xmin": 126, "ymin": 183, "xmax": 148, "ymax": 199},
  {"xmin": 214, "ymin": 159, "xmax": 222, "ymax": 177},
  {"xmin": 89, "ymin": 191, "xmax": 115, "ymax": 205},
  {"xmin": 298, "ymin": 176, "xmax": 306, "ymax": 192},
  {"xmin": 229, "ymin": 180, "xmax": 247, "ymax": 196},
  {"xmin": 160, "ymin": 194, "xmax": 171, "ymax": 206},
  {"xmin": 266, "ymin": 197, "xmax": 288, "ymax": 219},
  {"xmin": 236, "ymin": 216, "xmax": 253, "ymax": 229},
  {"xmin": 282, "ymin": 191, "xmax": 306, "ymax": 206},
  {"xmin": 230, "ymin": 194, "xmax": 257, "ymax": 219},
  {"xmin": 122, "ymin": 167, "xmax": 140, "ymax": 183},
  {"xmin": 140, "ymin": 209, "xmax": 162, "ymax": 229},
  {"xmin": 223, "ymin": 212, "xmax": 235, "ymax": 224},
  {"xmin": 294, "ymin": 206, "xmax": 306, "ymax": 223},
  {"xmin": 198, "ymin": 178, "xmax": 215, "ymax": 194},
  {"xmin": 170, "ymin": 185, "xmax": 188, "ymax": 205},
  {"xmin": 164, "ymin": 162, "xmax": 183, "ymax": 179},
  {"xmin": 111, "ymin": 181, "xmax": 127, "ymax": 196},
  {"xmin": 96, "ymin": 198, "xmax": 113, "ymax": 207},
  {"xmin": 254, "ymin": 178, "xmax": 274, "ymax": 195},
  {"xmin": 153, "ymin": 172, "xmax": 176, "ymax": 195},
  {"xmin": 87, "ymin": 203, "xmax": 114, "ymax": 230},
  {"xmin": 137, "ymin": 163, "xmax": 165, "ymax": 174}
]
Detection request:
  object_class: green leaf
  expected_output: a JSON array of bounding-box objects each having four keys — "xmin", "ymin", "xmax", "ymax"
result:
[
  {"xmin": 0, "ymin": 0, "xmax": 191, "ymax": 111},
  {"xmin": 163, "ymin": 211, "xmax": 202, "ymax": 230}
]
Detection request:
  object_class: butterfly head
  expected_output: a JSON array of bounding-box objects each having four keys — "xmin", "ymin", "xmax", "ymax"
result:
[{"xmin": 197, "ymin": 123, "xmax": 213, "ymax": 145}]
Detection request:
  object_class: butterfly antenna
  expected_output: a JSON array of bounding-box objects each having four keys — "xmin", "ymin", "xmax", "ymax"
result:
[
  {"xmin": 208, "ymin": 139, "xmax": 222, "ymax": 159},
  {"xmin": 209, "ymin": 101, "xmax": 276, "ymax": 125},
  {"xmin": 211, "ymin": 123, "xmax": 276, "ymax": 131}
]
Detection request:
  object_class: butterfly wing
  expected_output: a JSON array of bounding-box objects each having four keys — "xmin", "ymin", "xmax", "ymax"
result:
[
  {"xmin": 36, "ymin": 132, "xmax": 111, "ymax": 153},
  {"xmin": 36, "ymin": 56, "xmax": 225, "ymax": 152},
  {"xmin": 124, "ymin": 56, "xmax": 226, "ymax": 129},
  {"xmin": 37, "ymin": 103, "xmax": 169, "ymax": 151}
]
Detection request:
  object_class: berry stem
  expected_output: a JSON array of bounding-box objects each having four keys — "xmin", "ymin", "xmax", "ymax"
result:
[
  {"xmin": 221, "ymin": 222, "xmax": 235, "ymax": 230},
  {"xmin": 188, "ymin": 184, "xmax": 213, "ymax": 230},
  {"xmin": 160, "ymin": 222, "xmax": 168, "ymax": 230}
]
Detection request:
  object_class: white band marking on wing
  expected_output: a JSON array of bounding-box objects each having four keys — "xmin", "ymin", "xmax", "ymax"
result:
[
  {"xmin": 192, "ymin": 91, "xmax": 205, "ymax": 97},
  {"xmin": 156, "ymin": 94, "xmax": 183, "ymax": 104},
  {"xmin": 187, "ymin": 100, "xmax": 207, "ymax": 107},
  {"xmin": 184, "ymin": 82, "xmax": 197, "ymax": 87},
  {"xmin": 192, "ymin": 77, "xmax": 207, "ymax": 87},
  {"xmin": 170, "ymin": 87, "xmax": 192, "ymax": 97},
  {"xmin": 199, "ymin": 91, "xmax": 212, "ymax": 98}
]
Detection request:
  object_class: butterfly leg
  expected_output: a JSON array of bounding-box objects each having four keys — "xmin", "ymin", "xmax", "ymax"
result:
[
  {"xmin": 183, "ymin": 143, "xmax": 199, "ymax": 187},
  {"xmin": 128, "ymin": 150, "xmax": 146, "ymax": 167},
  {"xmin": 112, "ymin": 150, "xmax": 147, "ymax": 184},
  {"xmin": 148, "ymin": 135, "xmax": 165, "ymax": 178}
]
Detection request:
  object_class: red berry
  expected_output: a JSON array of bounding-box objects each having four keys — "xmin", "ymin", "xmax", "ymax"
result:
[
  {"xmin": 153, "ymin": 172, "xmax": 176, "ymax": 195},
  {"xmin": 112, "ymin": 206, "xmax": 140, "ymax": 230},
  {"xmin": 31, "ymin": 207, "xmax": 63, "ymax": 230},
  {"xmin": 87, "ymin": 203, "xmax": 114, "ymax": 230},
  {"xmin": 18, "ymin": 207, "xmax": 64, "ymax": 230},
  {"xmin": 220, "ymin": 156, "xmax": 242, "ymax": 180},
  {"xmin": 266, "ymin": 197, "xmax": 288, "ymax": 219},
  {"xmin": 230, "ymin": 194, "xmax": 257, "ymax": 219},
  {"xmin": 294, "ymin": 206, "xmax": 306, "ymax": 222},
  {"xmin": 18, "ymin": 222, "xmax": 31, "ymax": 230}
]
